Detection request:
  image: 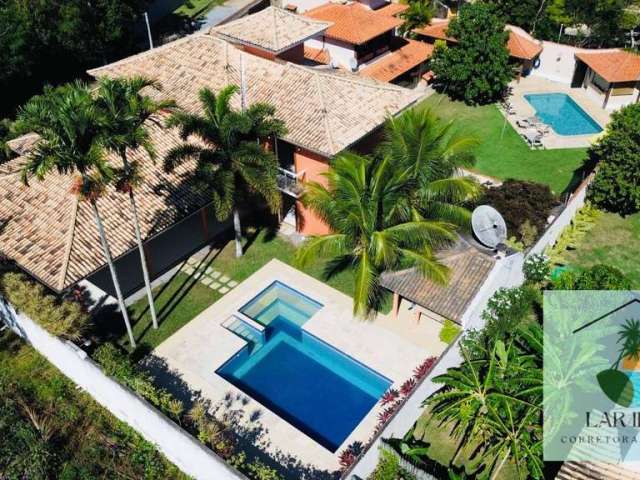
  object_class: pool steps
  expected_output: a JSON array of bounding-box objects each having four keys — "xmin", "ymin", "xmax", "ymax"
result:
[{"xmin": 222, "ymin": 314, "xmax": 266, "ymax": 352}]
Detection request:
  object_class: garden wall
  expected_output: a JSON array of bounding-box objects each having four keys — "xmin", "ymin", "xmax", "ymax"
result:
[
  {"xmin": 0, "ymin": 298, "xmax": 244, "ymax": 480},
  {"xmin": 528, "ymin": 175, "xmax": 592, "ymax": 257}
]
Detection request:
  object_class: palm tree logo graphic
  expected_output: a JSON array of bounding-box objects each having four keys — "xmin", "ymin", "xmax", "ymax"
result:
[{"xmin": 597, "ymin": 318, "xmax": 640, "ymax": 407}]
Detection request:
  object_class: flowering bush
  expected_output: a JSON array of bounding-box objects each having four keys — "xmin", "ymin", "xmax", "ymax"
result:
[{"xmin": 523, "ymin": 254, "xmax": 550, "ymax": 284}]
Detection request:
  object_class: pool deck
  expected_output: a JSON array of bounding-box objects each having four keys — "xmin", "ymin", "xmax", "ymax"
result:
[
  {"xmin": 505, "ymin": 76, "xmax": 611, "ymax": 149},
  {"xmin": 147, "ymin": 259, "xmax": 439, "ymax": 474}
]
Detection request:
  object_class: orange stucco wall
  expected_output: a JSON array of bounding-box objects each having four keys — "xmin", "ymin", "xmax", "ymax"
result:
[
  {"xmin": 242, "ymin": 45, "xmax": 276, "ymax": 61},
  {"xmin": 294, "ymin": 147, "xmax": 331, "ymax": 236}
]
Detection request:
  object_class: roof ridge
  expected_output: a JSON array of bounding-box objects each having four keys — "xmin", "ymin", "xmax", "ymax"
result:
[
  {"xmin": 313, "ymin": 74, "xmax": 336, "ymax": 155},
  {"xmin": 272, "ymin": 6, "xmax": 279, "ymax": 50},
  {"xmin": 57, "ymin": 195, "xmax": 80, "ymax": 291}
]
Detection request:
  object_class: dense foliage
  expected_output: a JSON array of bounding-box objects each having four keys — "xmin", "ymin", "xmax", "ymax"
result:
[
  {"xmin": 481, "ymin": 0, "xmax": 555, "ymax": 36},
  {"xmin": 483, "ymin": 179, "xmax": 559, "ymax": 244},
  {"xmin": 399, "ymin": 1, "xmax": 433, "ymax": 38},
  {"xmin": 0, "ymin": 272, "xmax": 89, "ymax": 340},
  {"xmin": 368, "ymin": 448, "xmax": 417, "ymax": 480},
  {"xmin": 0, "ymin": 0, "xmax": 148, "ymax": 115},
  {"xmin": 0, "ymin": 333, "xmax": 187, "ymax": 479},
  {"xmin": 587, "ymin": 103, "xmax": 640, "ymax": 215},
  {"xmin": 430, "ymin": 3, "xmax": 512, "ymax": 105},
  {"xmin": 552, "ymin": 264, "xmax": 633, "ymax": 290}
]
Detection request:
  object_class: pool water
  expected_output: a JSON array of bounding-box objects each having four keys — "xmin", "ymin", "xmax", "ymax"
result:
[
  {"xmin": 524, "ymin": 93, "xmax": 603, "ymax": 136},
  {"xmin": 240, "ymin": 281, "xmax": 322, "ymax": 327},
  {"xmin": 218, "ymin": 285, "xmax": 391, "ymax": 452}
]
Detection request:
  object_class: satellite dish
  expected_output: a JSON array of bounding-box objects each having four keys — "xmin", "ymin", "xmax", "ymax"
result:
[{"xmin": 471, "ymin": 205, "xmax": 507, "ymax": 248}]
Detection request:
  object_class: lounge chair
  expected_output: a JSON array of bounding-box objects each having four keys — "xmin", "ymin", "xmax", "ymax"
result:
[
  {"xmin": 522, "ymin": 129, "xmax": 544, "ymax": 148},
  {"xmin": 516, "ymin": 118, "xmax": 532, "ymax": 129}
]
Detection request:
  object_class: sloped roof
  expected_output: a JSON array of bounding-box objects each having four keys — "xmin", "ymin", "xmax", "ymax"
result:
[
  {"xmin": 414, "ymin": 19, "xmax": 543, "ymax": 61},
  {"xmin": 576, "ymin": 49, "xmax": 640, "ymax": 83},
  {"xmin": 303, "ymin": 45, "xmax": 330, "ymax": 64},
  {"xmin": 380, "ymin": 239, "xmax": 495, "ymax": 323},
  {"xmin": 6, "ymin": 133, "xmax": 41, "ymax": 156},
  {"xmin": 212, "ymin": 6, "xmax": 331, "ymax": 54},
  {"xmin": 304, "ymin": 2, "xmax": 402, "ymax": 45},
  {"xmin": 88, "ymin": 34, "xmax": 419, "ymax": 157},
  {"xmin": 0, "ymin": 118, "xmax": 209, "ymax": 292},
  {"xmin": 360, "ymin": 39, "xmax": 433, "ymax": 82},
  {"xmin": 376, "ymin": 3, "xmax": 409, "ymax": 17}
]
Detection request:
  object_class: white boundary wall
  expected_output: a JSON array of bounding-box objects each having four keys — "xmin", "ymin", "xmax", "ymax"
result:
[{"xmin": 0, "ymin": 299, "xmax": 244, "ymax": 480}]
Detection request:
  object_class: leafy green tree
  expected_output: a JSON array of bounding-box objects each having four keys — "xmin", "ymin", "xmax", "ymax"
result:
[
  {"xmin": 588, "ymin": 103, "xmax": 640, "ymax": 215},
  {"xmin": 296, "ymin": 152, "xmax": 456, "ymax": 318},
  {"xmin": 380, "ymin": 108, "xmax": 481, "ymax": 226},
  {"xmin": 482, "ymin": 0, "xmax": 551, "ymax": 34},
  {"xmin": 15, "ymin": 82, "xmax": 137, "ymax": 347},
  {"xmin": 430, "ymin": 3, "xmax": 513, "ymax": 105},
  {"xmin": 399, "ymin": 1, "xmax": 434, "ymax": 38},
  {"xmin": 552, "ymin": 264, "xmax": 633, "ymax": 290},
  {"xmin": 165, "ymin": 85, "xmax": 286, "ymax": 258},
  {"xmin": 95, "ymin": 76, "xmax": 176, "ymax": 331}
]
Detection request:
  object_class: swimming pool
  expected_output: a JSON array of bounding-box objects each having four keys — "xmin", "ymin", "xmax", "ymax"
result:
[
  {"xmin": 218, "ymin": 285, "xmax": 391, "ymax": 452},
  {"xmin": 524, "ymin": 93, "xmax": 602, "ymax": 136}
]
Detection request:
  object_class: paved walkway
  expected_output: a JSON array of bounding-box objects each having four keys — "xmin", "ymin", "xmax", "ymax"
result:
[
  {"xmin": 503, "ymin": 76, "xmax": 611, "ymax": 149},
  {"xmin": 183, "ymin": 256, "xmax": 238, "ymax": 295}
]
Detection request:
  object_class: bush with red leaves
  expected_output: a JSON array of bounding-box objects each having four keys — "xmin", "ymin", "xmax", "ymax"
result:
[
  {"xmin": 380, "ymin": 388, "xmax": 399, "ymax": 405},
  {"xmin": 400, "ymin": 378, "xmax": 416, "ymax": 396},
  {"xmin": 413, "ymin": 357, "xmax": 436, "ymax": 380}
]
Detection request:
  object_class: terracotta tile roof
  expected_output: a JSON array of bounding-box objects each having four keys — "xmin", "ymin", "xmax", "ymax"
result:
[
  {"xmin": 304, "ymin": 2, "xmax": 402, "ymax": 45},
  {"xmin": 303, "ymin": 45, "xmax": 330, "ymax": 64},
  {"xmin": 360, "ymin": 39, "xmax": 433, "ymax": 82},
  {"xmin": 0, "ymin": 118, "xmax": 210, "ymax": 291},
  {"xmin": 576, "ymin": 49, "xmax": 640, "ymax": 83},
  {"xmin": 415, "ymin": 20, "xmax": 543, "ymax": 61},
  {"xmin": 88, "ymin": 34, "xmax": 420, "ymax": 157},
  {"xmin": 414, "ymin": 19, "xmax": 456, "ymax": 42},
  {"xmin": 506, "ymin": 26, "xmax": 543, "ymax": 60},
  {"xmin": 380, "ymin": 238, "xmax": 495, "ymax": 323},
  {"xmin": 212, "ymin": 6, "xmax": 331, "ymax": 54},
  {"xmin": 376, "ymin": 3, "xmax": 409, "ymax": 17}
]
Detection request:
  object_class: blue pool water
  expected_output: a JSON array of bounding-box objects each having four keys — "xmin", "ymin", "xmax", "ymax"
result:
[
  {"xmin": 524, "ymin": 93, "xmax": 603, "ymax": 136},
  {"xmin": 219, "ymin": 285, "xmax": 391, "ymax": 452},
  {"xmin": 240, "ymin": 281, "xmax": 323, "ymax": 327}
]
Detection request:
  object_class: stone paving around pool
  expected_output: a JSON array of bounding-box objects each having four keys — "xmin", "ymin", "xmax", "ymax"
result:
[
  {"xmin": 147, "ymin": 259, "xmax": 439, "ymax": 474},
  {"xmin": 504, "ymin": 76, "xmax": 611, "ymax": 149}
]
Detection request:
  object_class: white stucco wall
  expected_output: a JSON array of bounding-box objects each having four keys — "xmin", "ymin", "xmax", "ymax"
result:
[
  {"xmin": 306, "ymin": 36, "xmax": 357, "ymax": 69},
  {"xmin": 0, "ymin": 299, "xmax": 244, "ymax": 480},
  {"xmin": 293, "ymin": 0, "xmax": 328, "ymax": 13}
]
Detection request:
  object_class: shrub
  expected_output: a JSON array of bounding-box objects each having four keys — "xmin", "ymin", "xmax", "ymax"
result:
[
  {"xmin": 523, "ymin": 254, "xmax": 550, "ymax": 284},
  {"xmin": 482, "ymin": 179, "xmax": 559, "ymax": 243},
  {"xmin": 552, "ymin": 264, "xmax": 632, "ymax": 290},
  {"xmin": 430, "ymin": 3, "xmax": 512, "ymax": 104},
  {"xmin": 481, "ymin": 286, "xmax": 537, "ymax": 340},
  {"xmin": 368, "ymin": 448, "xmax": 417, "ymax": 480},
  {"xmin": 439, "ymin": 319, "xmax": 461, "ymax": 345},
  {"xmin": 545, "ymin": 203, "xmax": 601, "ymax": 265},
  {"xmin": 587, "ymin": 103, "xmax": 640, "ymax": 214},
  {"xmin": 0, "ymin": 272, "xmax": 88, "ymax": 341}
]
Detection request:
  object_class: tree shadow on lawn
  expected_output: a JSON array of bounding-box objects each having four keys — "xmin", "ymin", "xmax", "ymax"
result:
[{"xmin": 142, "ymin": 354, "xmax": 339, "ymax": 480}]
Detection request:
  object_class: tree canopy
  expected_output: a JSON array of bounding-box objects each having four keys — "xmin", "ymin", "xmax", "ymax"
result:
[
  {"xmin": 0, "ymin": 0, "xmax": 148, "ymax": 116},
  {"xmin": 430, "ymin": 3, "xmax": 513, "ymax": 105},
  {"xmin": 587, "ymin": 103, "xmax": 640, "ymax": 215}
]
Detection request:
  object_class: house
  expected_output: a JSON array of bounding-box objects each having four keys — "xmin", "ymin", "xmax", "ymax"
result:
[
  {"xmin": 380, "ymin": 238, "xmax": 496, "ymax": 329},
  {"xmin": 0, "ymin": 33, "xmax": 419, "ymax": 297},
  {"xmin": 414, "ymin": 19, "xmax": 543, "ymax": 80},
  {"xmin": 572, "ymin": 49, "xmax": 640, "ymax": 110}
]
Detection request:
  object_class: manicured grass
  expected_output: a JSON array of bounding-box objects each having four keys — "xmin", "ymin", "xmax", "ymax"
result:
[
  {"xmin": 419, "ymin": 94, "xmax": 588, "ymax": 194},
  {"xmin": 413, "ymin": 409, "xmax": 518, "ymax": 479},
  {"xmin": 173, "ymin": 0, "xmax": 222, "ymax": 18},
  {"xmin": 562, "ymin": 211, "xmax": 640, "ymax": 288},
  {"xmin": 121, "ymin": 226, "xmax": 367, "ymax": 350}
]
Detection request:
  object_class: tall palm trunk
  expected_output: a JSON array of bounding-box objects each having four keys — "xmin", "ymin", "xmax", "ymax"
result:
[
  {"xmin": 121, "ymin": 150, "xmax": 158, "ymax": 330},
  {"xmin": 233, "ymin": 207, "xmax": 243, "ymax": 258},
  {"xmin": 90, "ymin": 199, "xmax": 136, "ymax": 348}
]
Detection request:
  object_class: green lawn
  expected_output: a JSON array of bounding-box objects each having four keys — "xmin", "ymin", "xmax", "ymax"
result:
[
  {"xmin": 562, "ymin": 211, "xmax": 640, "ymax": 288},
  {"xmin": 419, "ymin": 94, "xmax": 588, "ymax": 195},
  {"xmin": 412, "ymin": 409, "xmax": 518, "ymax": 479},
  {"xmin": 119, "ymin": 226, "xmax": 364, "ymax": 350},
  {"xmin": 173, "ymin": 0, "xmax": 222, "ymax": 18}
]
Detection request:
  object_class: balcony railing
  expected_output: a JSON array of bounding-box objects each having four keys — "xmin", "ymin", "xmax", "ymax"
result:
[{"xmin": 276, "ymin": 167, "xmax": 305, "ymax": 198}]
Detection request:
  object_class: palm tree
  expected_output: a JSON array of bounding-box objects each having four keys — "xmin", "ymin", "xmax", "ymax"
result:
[
  {"xmin": 164, "ymin": 85, "xmax": 286, "ymax": 257},
  {"xmin": 16, "ymin": 82, "xmax": 137, "ymax": 348},
  {"xmin": 380, "ymin": 107, "xmax": 481, "ymax": 228},
  {"xmin": 295, "ymin": 152, "xmax": 456, "ymax": 318},
  {"xmin": 613, "ymin": 318, "xmax": 640, "ymax": 369},
  {"xmin": 94, "ymin": 76, "xmax": 175, "ymax": 331},
  {"xmin": 399, "ymin": 1, "xmax": 434, "ymax": 38}
]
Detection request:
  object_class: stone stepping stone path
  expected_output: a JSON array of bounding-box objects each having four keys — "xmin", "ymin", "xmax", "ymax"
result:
[{"xmin": 182, "ymin": 256, "xmax": 238, "ymax": 296}]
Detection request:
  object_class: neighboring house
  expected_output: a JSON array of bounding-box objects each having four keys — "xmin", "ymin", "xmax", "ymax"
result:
[
  {"xmin": 572, "ymin": 49, "xmax": 640, "ymax": 110},
  {"xmin": 414, "ymin": 19, "xmax": 544, "ymax": 80},
  {"xmin": 380, "ymin": 237, "xmax": 496, "ymax": 329},
  {"xmin": 0, "ymin": 33, "xmax": 419, "ymax": 297}
]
